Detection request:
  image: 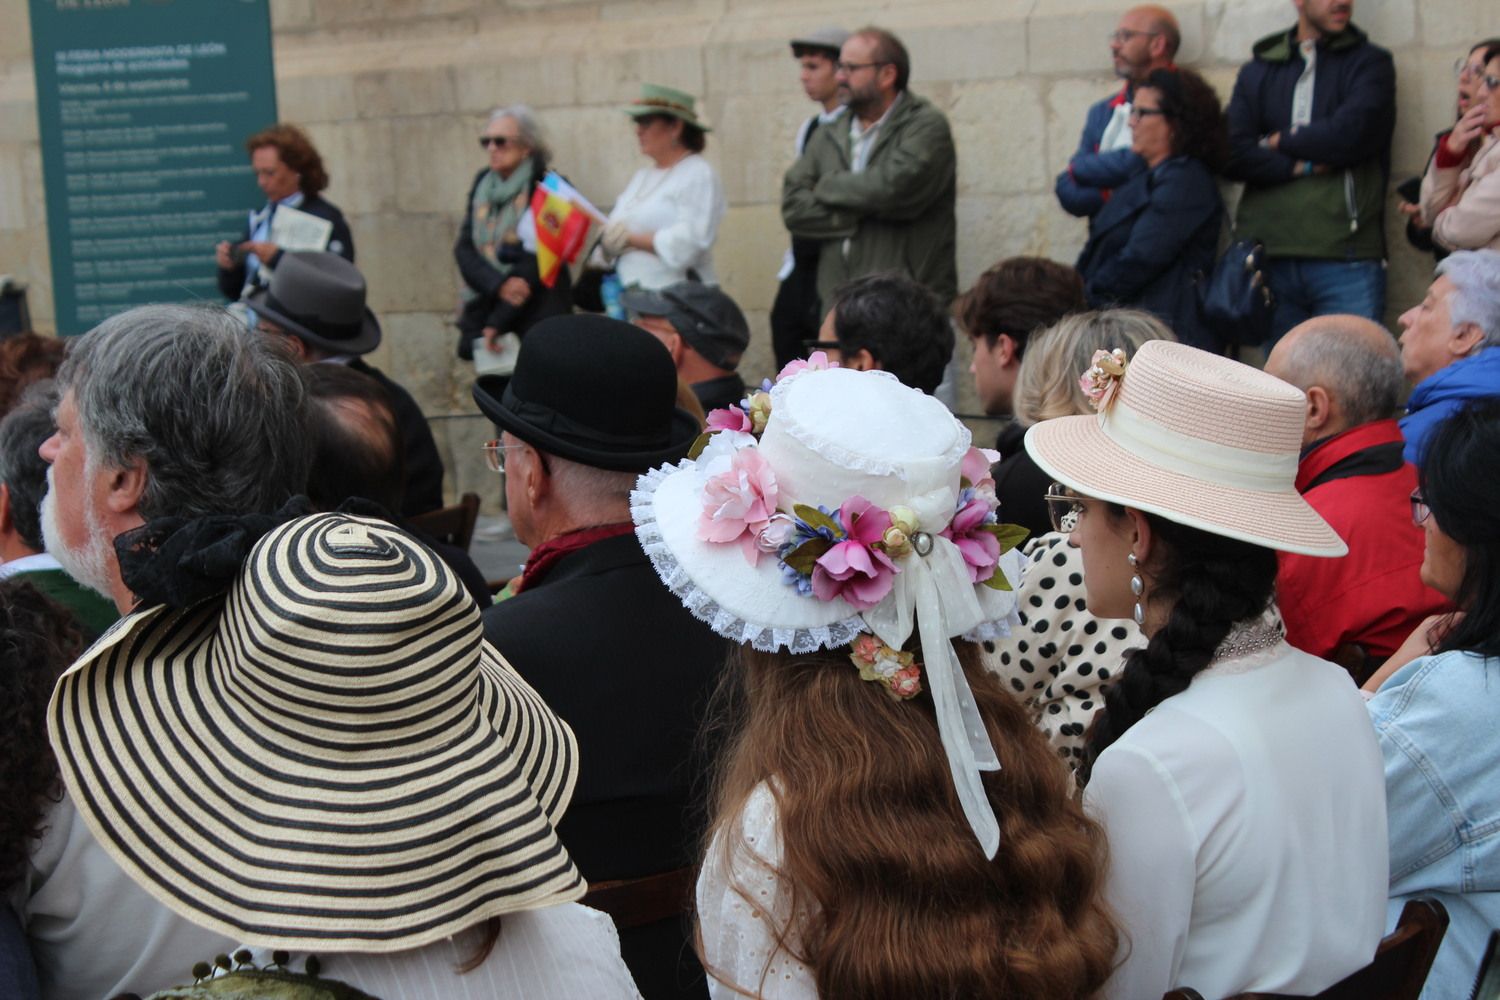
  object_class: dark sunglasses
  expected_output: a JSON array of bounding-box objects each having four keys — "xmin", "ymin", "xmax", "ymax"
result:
[{"xmin": 478, "ymin": 135, "xmax": 516, "ymax": 149}]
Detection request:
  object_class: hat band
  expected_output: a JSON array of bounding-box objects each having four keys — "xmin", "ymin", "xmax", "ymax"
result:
[
  {"xmin": 1100, "ymin": 397, "xmax": 1297, "ymax": 492},
  {"xmin": 504, "ymin": 386, "xmax": 671, "ymax": 450},
  {"xmin": 263, "ymin": 290, "xmax": 364, "ymax": 343},
  {"xmin": 633, "ymin": 97, "xmax": 694, "ymax": 115}
]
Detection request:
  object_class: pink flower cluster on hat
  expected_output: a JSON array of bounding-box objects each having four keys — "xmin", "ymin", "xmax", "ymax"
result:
[{"xmin": 694, "ymin": 355, "xmax": 1013, "ymax": 612}]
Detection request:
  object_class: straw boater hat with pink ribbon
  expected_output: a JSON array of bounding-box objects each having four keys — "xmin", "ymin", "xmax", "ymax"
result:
[{"xmin": 1024, "ymin": 339, "xmax": 1347, "ymax": 557}]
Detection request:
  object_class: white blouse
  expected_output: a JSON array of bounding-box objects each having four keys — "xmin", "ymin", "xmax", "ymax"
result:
[
  {"xmin": 1085, "ymin": 641, "xmax": 1388, "ymax": 999},
  {"xmin": 237, "ymin": 906, "xmax": 642, "ymax": 999},
  {"xmin": 608, "ymin": 153, "xmax": 725, "ymax": 290},
  {"xmin": 15, "ymin": 792, "xmax": 640, "ymax": 1000},
  {"xmin": 697, "ymin": 783, "xmax": 817, "ymax": 999}
]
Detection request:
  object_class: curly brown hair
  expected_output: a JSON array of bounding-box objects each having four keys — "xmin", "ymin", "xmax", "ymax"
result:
[
  {"xmin": 0, "ymin": 580, "xmax": 85, "ymax": 891},
  {"xmin": 1143, "ymin": 68, "xmax": 1228, "ymax": 172},
  {"xmin": 701, "ymin": 639, "xmax": 1118, "ymax": 998},
  {"xmin": 244, "ymin": 123, "xmax": 330, "ymax": 196}
]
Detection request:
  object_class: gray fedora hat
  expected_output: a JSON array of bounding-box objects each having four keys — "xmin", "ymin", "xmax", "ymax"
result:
[{"xmin": 246, "ymin": 251, "xmax": 381, "ymax": 356}]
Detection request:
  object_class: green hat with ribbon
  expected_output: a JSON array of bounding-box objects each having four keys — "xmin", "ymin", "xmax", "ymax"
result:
[{"xmin": 622, "ymin": 82, "xmax": 711, "ymax": 131}]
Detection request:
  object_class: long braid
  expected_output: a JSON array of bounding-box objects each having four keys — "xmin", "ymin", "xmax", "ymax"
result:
[{"xmin": 1081, "ymin": 514, "xmax": 1278, "ymax": 783}]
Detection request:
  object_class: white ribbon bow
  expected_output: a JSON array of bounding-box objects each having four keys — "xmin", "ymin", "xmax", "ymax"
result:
[{"xmin": 861, "ymin": 487, "xmax": 1002, "ymax": 859}]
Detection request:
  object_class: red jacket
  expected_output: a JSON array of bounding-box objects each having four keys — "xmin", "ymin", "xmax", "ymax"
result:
[{"xmin": 1277, "ymin": 420, "xmax": 1448, "ymax": 662}]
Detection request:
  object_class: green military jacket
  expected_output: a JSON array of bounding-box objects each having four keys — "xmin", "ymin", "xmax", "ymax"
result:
[{"xmin": 782, "ymin": 91, "xmax": 958, "ymax": 307}]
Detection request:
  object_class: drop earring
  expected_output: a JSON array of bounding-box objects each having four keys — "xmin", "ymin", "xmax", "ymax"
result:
[{"xmin": 1128, "ymin": 552, "xmax": 1144, "ymax": 626}]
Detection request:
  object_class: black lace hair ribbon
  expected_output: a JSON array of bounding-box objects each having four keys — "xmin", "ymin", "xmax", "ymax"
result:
[{"xmin": 115, "ymin": 497, "xmax": 393, "ymax": 610}]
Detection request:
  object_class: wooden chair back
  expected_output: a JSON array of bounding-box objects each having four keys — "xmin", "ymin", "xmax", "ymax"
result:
[
  {"xmin": 1164, "ymin": 897, "xmax": 1449, "ymax": 1000},
  {"xmin": 406, "ymin": 492, "xmax": 481, "ymax": 551}
]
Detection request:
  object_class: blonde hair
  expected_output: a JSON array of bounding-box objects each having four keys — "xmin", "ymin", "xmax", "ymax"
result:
[{"xmin": 1014, "ymin": 309, "xmax": 1175, "ymax": 426}]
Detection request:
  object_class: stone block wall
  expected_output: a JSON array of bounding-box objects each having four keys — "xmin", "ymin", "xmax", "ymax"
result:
[{"xmin": 0, "ymin": 0, "xmax": 1489, "ymax": 508}]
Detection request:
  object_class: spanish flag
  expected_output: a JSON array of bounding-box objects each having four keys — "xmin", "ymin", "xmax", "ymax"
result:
[{"xmin": 531, "ymin": 184, "xmax": 593, "ymax": 288}]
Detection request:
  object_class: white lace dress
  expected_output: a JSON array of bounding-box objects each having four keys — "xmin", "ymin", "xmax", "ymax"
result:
[{"xmin": 697, "ymin": 783, "xmax": 818, "ymax": 999}]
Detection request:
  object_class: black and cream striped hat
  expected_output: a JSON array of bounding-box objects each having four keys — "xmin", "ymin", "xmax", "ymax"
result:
[{"xmin": 47, "ymin": 512, "xmax": 584, "ymax": 951}]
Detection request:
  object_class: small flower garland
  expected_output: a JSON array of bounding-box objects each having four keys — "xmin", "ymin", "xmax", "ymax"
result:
[
  {"xmin": 1079, "ymin": 348, "xmax": 1128, "ymax": 412},
  {"xmin": 692, "ymin": 354, "xmax": 1030, "ymax": 695},
  {"xmin": 849, "ymin": 633, "xmax": 922, "ymax": 701}
]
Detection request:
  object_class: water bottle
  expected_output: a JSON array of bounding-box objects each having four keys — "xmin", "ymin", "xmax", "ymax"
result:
[{"xmin": 601, "ymin": 272, "xmax": 625, "ymax": 320}]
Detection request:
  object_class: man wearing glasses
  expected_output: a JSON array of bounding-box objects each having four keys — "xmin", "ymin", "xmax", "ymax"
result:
[
  {"xmin": 782, "ymin": 26, "xmax": 958, "ymax": 313},
  {"xmin": 1054, "ymin": 6, "xmax": 1181, "ymax": 236},
  {"xmin": 1224, "ymin": 0, "xmax": 1396, "ymax": 346},
  {"xmin": 470, "ymin": 314, "xmax": 727, "ymax": 1000}
]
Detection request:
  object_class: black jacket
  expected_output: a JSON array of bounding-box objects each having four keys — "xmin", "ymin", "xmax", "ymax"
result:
[
  {"xmin": 347, "ymin": 358, "xmax": 445, "ymax": 517},
  {"xmin": 454, "ymin": 162, "xmax": 574, "ymax": 343},
  {"xmin": 482, "ymin": 532, "xmax": 729, "ymax": 1000},
  {"xmin": 217, "ymin": 193, "xmax": 355, "ymax": 300},
  {"xmin": 1075, "ymin": 155, "xmax": 1223, "ymax": 351}
]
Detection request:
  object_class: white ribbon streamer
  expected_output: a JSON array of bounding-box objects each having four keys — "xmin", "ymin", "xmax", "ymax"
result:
[{"xmin": 861, "ymin": 490, "xmax": 1003, "ymax": 859}]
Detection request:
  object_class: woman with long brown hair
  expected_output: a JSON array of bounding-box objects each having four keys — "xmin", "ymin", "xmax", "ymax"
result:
[{"xmin": 632, "ymin": 360, "xmax": 1118, "ymax": 997}]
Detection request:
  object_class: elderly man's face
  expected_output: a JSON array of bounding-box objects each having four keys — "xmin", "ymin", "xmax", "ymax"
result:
[
  {"xmin": 1398, "ymin": 276, "xmax": 1467, "ymax": 385},
  {"xmin": 37, "ymin": 390, "xmax": 117, "ymax": 598}
]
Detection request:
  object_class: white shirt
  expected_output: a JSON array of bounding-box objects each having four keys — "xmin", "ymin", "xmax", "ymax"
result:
[
  {"xmin": 15, "ymin": 792, "xmax": 239, "ymax": 1000},
  {"xmin": 234, "ymin": 906, "xmax": 642, "ymax": 999},
  {"xmin": 608, "ymin": 153, "xmax": 725, "ymax": 290},
  {"xmin": 697, "ymin": 784, "xmax": 817, "ymax": 999},
  {"xmin": 1086, "ymin": 640, "xmax": 1388, "ymax": 999},
  {"xmin": 0, "ymin": 551, "xmax": 61, "ymax": 580},
  {"xmin": 16, "ymin": 793, "xmax": 641, "ymax": 1000},
  {"xmin": 849, "ymin": 92, "xmax": 903, "ymax": 174}
]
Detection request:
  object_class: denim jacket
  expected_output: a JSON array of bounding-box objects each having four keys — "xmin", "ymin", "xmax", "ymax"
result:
[{"xmin": 1367, "ymin": 649, "xmax": 1500, "ymax": 998}]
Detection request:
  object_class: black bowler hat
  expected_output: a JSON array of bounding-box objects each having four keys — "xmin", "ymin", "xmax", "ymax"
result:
[
  {"xmin": 472, "ymin": 314, "xmax": 701, "ymax": 472},
  {"xmin": 246, "ymin": 251, "xmax": 382, "ymax": 356}
]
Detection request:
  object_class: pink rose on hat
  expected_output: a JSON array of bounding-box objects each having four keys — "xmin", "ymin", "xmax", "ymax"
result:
[{"xmin": 698, "ymin": 448, "xmax": 779, "ymax": 564}]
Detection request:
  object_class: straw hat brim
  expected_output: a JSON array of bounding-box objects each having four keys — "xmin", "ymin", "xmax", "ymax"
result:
[
  {"xmin": 1025, "ymin": 415, "xmax": 1347, "ymax": 557},
  {"xmin": 48, "ymin": 599, "xmax": 584, "ymax": 952}
]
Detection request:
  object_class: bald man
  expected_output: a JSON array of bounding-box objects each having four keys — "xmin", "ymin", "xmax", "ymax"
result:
[
  {"xmin": 1055, "ymin": 5, "xmax": 1181, "ymax": 232},
  {"xmin": 1266, "ymin": 315, "xmax": 1447, "ymax": 676}
]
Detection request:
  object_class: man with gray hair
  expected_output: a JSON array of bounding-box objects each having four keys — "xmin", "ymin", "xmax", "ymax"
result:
[
  {"xmin": 1266, "ymin": 314, "xmax": 1447, "ymax": 674},
  {"xmin": 1397, "ymin": 248, "xmax": 1500, "ymax": 464},
  {"xmin": 21, "ymin": 303, "xmax": 310, "ymax": 999},
  {"xmin": 0, "ymin": 382, "xmax": 116, "ymax": 637}
]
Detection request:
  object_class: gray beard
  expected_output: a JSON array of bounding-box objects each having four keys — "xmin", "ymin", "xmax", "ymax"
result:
[{"xmin": 40, "ymin": 467, "xmax": 116, "ymax": 601}]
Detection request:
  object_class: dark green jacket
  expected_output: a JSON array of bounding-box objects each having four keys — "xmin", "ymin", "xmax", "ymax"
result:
[
  {"xmin": 1225, "ymin": 24, "xmax": 1395, "ymax": 260},
  {"xmin": 13, "ymin": 566, "xmax": 118, "ymax": 640},
  {"xmin": 782, "ymin": 91, "xmax": 958, "ymax": 306}
]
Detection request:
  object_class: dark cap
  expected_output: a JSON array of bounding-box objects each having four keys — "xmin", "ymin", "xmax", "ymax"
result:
[{"xmin": 620, "ymin": 281, "xmax": 750, "ymax": 371}]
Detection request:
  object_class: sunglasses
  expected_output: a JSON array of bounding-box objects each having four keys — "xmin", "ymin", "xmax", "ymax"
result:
[
  {"xmin": 478, "ymin": 135, "xmax": 516, "ymax": 150},
  {"xmin": 1410, "ymin": 489, "xmax": 1431, "ymax": 527},
  {"xmin": 1129, "ymin": 106, "xmax": 1168, "ymax": 121},
  {"xmin": 1044, "ymin": 484, "xmax": 1086, "ymax": 533}
]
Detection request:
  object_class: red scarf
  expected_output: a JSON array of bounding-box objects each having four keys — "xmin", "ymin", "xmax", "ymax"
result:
[{"xmin": 515, "ymin": 522, "xmax": 635, "ymax": 594}]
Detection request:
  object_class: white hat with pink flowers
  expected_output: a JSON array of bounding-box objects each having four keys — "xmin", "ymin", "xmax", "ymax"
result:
[{"xmin": 630, "ymin": 357, "xmax": 1026, "ymax": 859}]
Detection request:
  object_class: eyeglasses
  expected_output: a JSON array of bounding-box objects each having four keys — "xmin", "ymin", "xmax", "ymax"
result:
[
  {"xmin": 836, "ymin": 60, "xmax": 888, "ymax": 75},
  {"xmin": 478, "ymin": 135, "xmax": 516, "ymax": 149},
  {"xmin": 1410, "ymin": 489, "xmax": 1431, "ymax": 526},
  {"xmin": 1455, "ymin": 57, "xmax": 1488, "ymax": 80},
  {"xmin": 1044, "ymin": 484, "xmax": 1086, "ymax": 533},
  {"xmin": 482, "ymin": 439, "xmax": 529, "ymax": 473},
  {"xmin": 1108, "ymin": 29, "xmax": 1159, "ymax": 44},
  {"xmin": 1128, "ymin": 106, "xmax": 1168, "ymax": 121},
  {"xmin": 1480, "ymin": 74, "xmax": 1500, "ymax": 92}
]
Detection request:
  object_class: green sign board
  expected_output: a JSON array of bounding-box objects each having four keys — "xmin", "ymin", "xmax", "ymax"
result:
[{"xmin": 29, "ymin": 0, "xmax": 276, "ymax": 334}]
